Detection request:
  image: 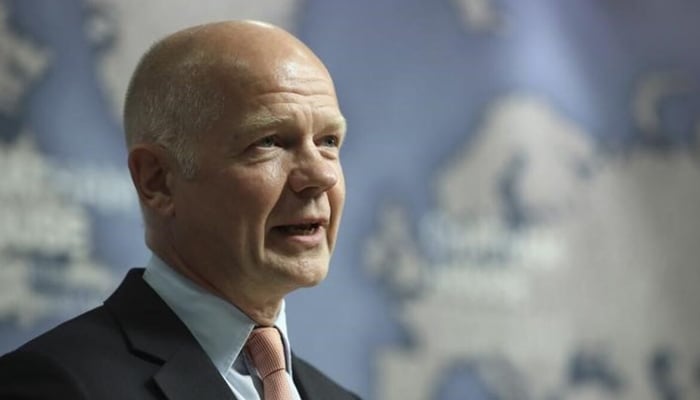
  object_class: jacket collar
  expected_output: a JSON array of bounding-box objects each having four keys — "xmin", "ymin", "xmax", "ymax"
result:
[
  {"xmin": 102, "ymin": 269, "xmax": 337, "ymax": 400},
  {"xmin": 104, "ymin": 268, "xmax": 236, "ymax": 400}
]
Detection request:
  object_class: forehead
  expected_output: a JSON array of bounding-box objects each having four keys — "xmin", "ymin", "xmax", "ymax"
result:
[
  {"xmin": 232, "ymin": 57, "xmax": 337, "ymax": 100},
  {"xmin": 222, "ymin": 61, "xmax": 344, "ymax": 128}
]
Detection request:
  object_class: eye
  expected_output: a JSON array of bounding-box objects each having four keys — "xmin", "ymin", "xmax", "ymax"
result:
[
  {"xmin": 320, "ymin": 135, "xmax": 339, "ymax": 147},
  {"xmin": 255, "ymin": 136, "xmax": 277, "ymax": 148}
]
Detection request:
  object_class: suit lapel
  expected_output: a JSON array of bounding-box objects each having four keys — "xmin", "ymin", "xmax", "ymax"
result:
[
  {"xmin": 292, "ymin": 353, "xmax": 339, "ymax": 400},
  {"xmin": 154, "ymin": 346, "xmax": 236, "ymax": 400},
  {"xmin": 104, "ymin": 269, "xmax": 236, "ymax": 400}
]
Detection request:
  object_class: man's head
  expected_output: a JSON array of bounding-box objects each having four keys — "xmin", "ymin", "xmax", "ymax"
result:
[{"xmin": 124, "ymin": 21, "xmax": 346, "ymax": 324}]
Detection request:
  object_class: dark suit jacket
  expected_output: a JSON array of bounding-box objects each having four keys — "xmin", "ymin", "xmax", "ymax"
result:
[{"xmin": 0, "ymin": 269, "xmax": 359, "ymax": 400}]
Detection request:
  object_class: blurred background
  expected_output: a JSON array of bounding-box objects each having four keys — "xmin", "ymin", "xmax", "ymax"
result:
[{"xmin": 1, "ymin": 0, "xmax": 700, "ymax": 399}]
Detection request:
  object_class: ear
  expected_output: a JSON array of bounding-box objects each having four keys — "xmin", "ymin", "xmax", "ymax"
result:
[{"xmin": 128, "ymin": 144, "xmax": 176, "ymax": 217}]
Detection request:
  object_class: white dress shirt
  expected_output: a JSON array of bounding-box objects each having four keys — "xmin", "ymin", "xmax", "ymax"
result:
[{"xmin": 143, "ymin": 254, "xmax": 301, "ymax": 400}]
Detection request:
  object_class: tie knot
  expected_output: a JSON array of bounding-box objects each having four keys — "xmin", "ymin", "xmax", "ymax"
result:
[{"xmin": 245, "ymin": 327, "xmax": 286, "ymax": 379}]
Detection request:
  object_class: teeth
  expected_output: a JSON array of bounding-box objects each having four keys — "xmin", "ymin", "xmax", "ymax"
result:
[{"xmin": 282, "ymin": 224, "xmax": 318, "ymax": 234}]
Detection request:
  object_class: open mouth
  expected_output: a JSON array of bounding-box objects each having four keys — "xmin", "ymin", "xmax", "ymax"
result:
[{"xmin": 276, "ymin": 223, "xmax": 321, "ymax": 235}]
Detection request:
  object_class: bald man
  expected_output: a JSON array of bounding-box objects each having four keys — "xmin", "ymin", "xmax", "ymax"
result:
[{"xmin": 0, "ymin": 21, "xmax": 359, "ymax": 400}]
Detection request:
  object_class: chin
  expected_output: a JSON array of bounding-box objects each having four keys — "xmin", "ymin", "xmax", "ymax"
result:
[{"xmin": 284, "ymin": 259, "xmax": 330, "ymax": 288}]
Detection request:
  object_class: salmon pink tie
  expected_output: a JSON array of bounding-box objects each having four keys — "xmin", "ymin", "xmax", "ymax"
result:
[{"xmin": 245, "ymin": 327, "xmax": 293, "ymax": 400}]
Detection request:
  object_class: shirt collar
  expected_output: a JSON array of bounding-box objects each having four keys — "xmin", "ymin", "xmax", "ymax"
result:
[{"xmin": 142, "ymin": 254, "xmax": 293, "ymax": 376}]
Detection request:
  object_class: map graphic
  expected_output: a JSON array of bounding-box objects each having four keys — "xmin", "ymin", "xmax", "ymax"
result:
[
  {"xmin": 366, "ymin": 94, "xmax": 700, "ymax": 399},
  {"xmin": 0, "ymin": 0, "xmax": 113, "ymax": 327},
  {"xmin": 1, "ymin": 0, "xmax": 700, "ymax": 399}
]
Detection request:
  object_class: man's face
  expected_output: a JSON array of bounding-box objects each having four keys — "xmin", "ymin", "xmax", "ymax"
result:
[{"xmin": 168, "ymin": 57, "xmax": 346, "ymax": 296}]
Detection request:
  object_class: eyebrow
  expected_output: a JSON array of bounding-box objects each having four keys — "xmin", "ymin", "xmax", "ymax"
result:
[
  {"xmin": 240, "ymin": 110, "xmax": 347, "ymax": 135},
  {"xmin": 240, "ymin": 112, "xmax": 287, "ymax": 133}
]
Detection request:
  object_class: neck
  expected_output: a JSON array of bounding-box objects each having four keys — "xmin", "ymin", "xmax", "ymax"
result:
[{"xmin": 148, "ymin": 238, "xmax": 285, "ymax": 326}]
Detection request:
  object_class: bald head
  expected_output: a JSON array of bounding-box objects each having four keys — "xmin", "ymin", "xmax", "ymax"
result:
[{"xmin": 123, "ymin": 20, "xmax": 333, "ymax": 177}]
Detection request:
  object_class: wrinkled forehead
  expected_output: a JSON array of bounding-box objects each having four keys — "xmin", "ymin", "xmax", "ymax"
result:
[
  {"xmin": 215, "ymin": 52, "xmax": 340, "ymax": 110},
  {"xmin": 218, "ymin": 53, "xmax": 337, "ymax": 99},
  {"xmin": 231, "ymin": 83, "xmax": 345, "ymax": 138},
  {"xmin": 200, "ymin": 56, "xmax": 343, "ymax": 142},
  {"xmin": 189, "ymin": 26, "xmax": 343, "ymax": 131}
]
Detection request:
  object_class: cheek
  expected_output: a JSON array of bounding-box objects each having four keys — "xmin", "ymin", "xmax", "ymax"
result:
[{"xmin": 229, "ymin": 163, "xmax": 287, "ymax": 214}]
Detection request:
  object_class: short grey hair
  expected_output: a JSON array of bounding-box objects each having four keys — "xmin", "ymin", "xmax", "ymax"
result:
[{"xmin": 123, "ymin": 31, "xmax": 225, "ymax": 178}]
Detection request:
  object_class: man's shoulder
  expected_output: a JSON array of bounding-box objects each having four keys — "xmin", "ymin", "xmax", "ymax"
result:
[
  {"xmin": 0, "ymin": 303, "xmax": 135, "ymax": 374},
  {"xmin": 0, "ymin": 305, "xmax": 142, "ymax": 399},
  {"xmin": 293, "ymin": 354, "xmax": 362, "ymax": 400},
  {"xmin": 14, "ymin": 306, "xmax": 119, "ymax": 353},
  {"xmin": 0, "ymin": 270, "xmax": 172, "ymax": 399},
  {"xmin": 0, "ymin": 268, "xmax": 160, "ymax": 369}
]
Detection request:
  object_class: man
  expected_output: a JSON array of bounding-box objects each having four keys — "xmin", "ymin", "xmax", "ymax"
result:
[{"xmin": 0, "ymin": 20, "xmax": 358, "ymax": 400}]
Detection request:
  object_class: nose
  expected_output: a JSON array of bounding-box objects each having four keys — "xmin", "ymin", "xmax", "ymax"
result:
[{"xmin": 288, "ymin": 147, "xmax": 339, "ymax": 197}]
